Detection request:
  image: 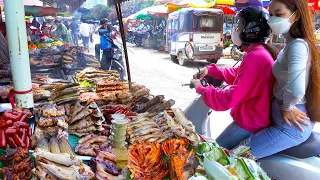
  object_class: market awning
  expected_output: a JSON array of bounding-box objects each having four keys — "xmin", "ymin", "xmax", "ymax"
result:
[
  {"xmin": 214, "ymin": 5, "xmax": 236, "ymax": 14},
  {"xmin": 166, "ymin": 0, "xmax": 214, "ymax": 12},
  {"xmin": 39, "ymin": 0, "xmax": 86, "ymax": 12},
  {"xmin": 25, "ymin": 6, "xmax": 59, "ymax": 16},
  {"xmin": 125, "ymin": 5, "xmax": 172, "ymax": 21}
]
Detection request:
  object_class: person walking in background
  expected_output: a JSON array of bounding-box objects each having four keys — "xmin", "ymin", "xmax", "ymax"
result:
[
  {"xmin": 54, "ymin": 20, "xmax": 73, "ymax": 46},
  {"xmin": 70, "ymin": 18, "xmax": 79, "ymax": 46},
  {"xmin": 79, "ymin": 19, "xmax": 91, "ymax": 48},
  {"xmin": 98, "ymin": 18, "xmax": 113, "ymax": 70}
]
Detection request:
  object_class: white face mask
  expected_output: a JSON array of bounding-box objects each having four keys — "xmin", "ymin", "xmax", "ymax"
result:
[
  {"xmin": 268, "ymin": 12, "xmax": 295, "ymax": 35},
  {"xmin": 231, "ymin": 30, "xmax": 242, "ymax": 46}
]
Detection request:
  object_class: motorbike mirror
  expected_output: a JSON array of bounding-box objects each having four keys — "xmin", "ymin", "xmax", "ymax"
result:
[{"xmin": 185, "ymin": 42, "xmax": 194, "ymax": 59}]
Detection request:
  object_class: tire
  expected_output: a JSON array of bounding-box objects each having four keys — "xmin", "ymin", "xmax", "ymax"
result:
[
  {"xmin": 206, "ymin": 58, "xmax": 219, "ymax": 64},
  {"xmin": 231, "ymin": 45, "xmax": 242, "ymax": 61},
  {"xmin": 178, "ymin": 52, "xmax": 186, "ymax": 66},
  {"xmin": 170, "ymin": 55, "xmax": 178, "ymax": 63}
]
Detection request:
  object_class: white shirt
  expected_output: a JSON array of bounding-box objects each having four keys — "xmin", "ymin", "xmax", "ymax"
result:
[{"xmin": 79, "ymin": 23, "xmax": 91, "ymax": 37}]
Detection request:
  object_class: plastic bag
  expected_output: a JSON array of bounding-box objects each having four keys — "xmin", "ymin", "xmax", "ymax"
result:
[
  {"xmin": 203, "ymin": 156, "xmax": 238, "ymax": 180},
  {"xmin": 230, "ymin": 158, "xmax": 271, "ymax": 180},
  {"xmin": 204, "ymin": 147, "xmax": 230, "ymax": 166}
]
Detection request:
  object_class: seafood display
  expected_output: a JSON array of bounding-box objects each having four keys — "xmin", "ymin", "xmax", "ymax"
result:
[
  {"xmin": 90, "ymin": 150, "xmax": 120, "ymax": 180},
  {"xmin": 128, "ymin": 142, "xmax": 168, "ymax": 180},
  {"xmin": 76, "ymin": 68, "xmax": 120, "ymax": 83},
  {"xmin": 69, "ymin": 101, "xmax": 106, "ymax": 137},
  {"xmin": 52, "ymin": 83, "xmax": 80, "ymax": 105},
  {"xmin": 0, "ymin": 147, "xmax": 33, "ymax": 179},
  {"xmin": 75, "ymin": 134, "xmax": 110, "ymax": 156},
  {"xmin": 0, "ymin": 109, "xmax": 32, "ymax": 148},
  {"xmin": 34, "ymin": 102, "xmax": 69, "ymax": 137}
]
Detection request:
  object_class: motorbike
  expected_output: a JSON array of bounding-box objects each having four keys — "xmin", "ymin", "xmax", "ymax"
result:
[
  {"xmin": 95, "ymin": 32, "xmax": 127, "ymax": 81},
  {"xmin": 133, "ymin": 24, "xmax": 153, "ymax": 46},
  {"xmin": 183, "ymin": 42, "xmax": 320, "ymax": 180},
  {"xmin": 230, "ymin": 44, "xmax": 245, "ymax": 61}
]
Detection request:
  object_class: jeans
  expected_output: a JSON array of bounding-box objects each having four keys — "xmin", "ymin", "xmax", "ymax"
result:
[
  {"xmin": 82, "ymin": 36, "xmax": 90, "ymax": 47},
  {"xmin": 241, "ymin": 98, "xmax": 314, "ymax": 158},
  {"xmin": 72, "ymin": 33, "xmax": 78, "ymax": 46},
  {"xmin": 216, "ymin": 122, "xmax": 253, "ymax": 150},
  {"xmin": 100, "ymin": 49, "xmax": 112, "ymax": 70}
]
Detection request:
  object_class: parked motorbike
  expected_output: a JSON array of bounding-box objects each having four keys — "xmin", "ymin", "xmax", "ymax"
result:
[
  {"xmin": 183, "ymin": 42, "xmax": 320, "ymax": 180},
  {"xmin": 95, "ymin": 33, "xmax": 127, "ymax": 81}
]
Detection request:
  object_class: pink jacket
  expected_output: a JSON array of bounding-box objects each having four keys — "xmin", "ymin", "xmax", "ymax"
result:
[{"xmin": 196, "ymin": 44, "xmax": 275, "ymax": 132}]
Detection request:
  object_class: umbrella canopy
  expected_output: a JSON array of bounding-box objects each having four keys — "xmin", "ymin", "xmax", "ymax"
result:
[
  {"xmin": 166, "ymin": 0, "xmax": 214, "ymax": 11},
  {"xmin": 126, "ymin": 5, "xmax": 171, "ymax": 21},
  {"xmin": 216, "ymin": 0, "xmax": 234, "ymax": 5},
  {"xmin": 214, "ymin": 5, "xmax": 236, "ymax": 14},
  {"xmin": 24, "ymin": 6, "xmax": 59, "ymax": 16}
]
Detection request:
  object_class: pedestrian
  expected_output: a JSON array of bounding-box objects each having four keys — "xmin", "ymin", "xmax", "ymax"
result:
[
  {"xmin": 70, "ymin": 18, "xmax": 79, "ymax": 46},
  {"xmin": 79, "ymin": 19, "xmax": 91, "ymax": 48},
  {"xmin": 54, "ymin": 20, "xmax": 73, "ymax": 46},
  {"xmin": 98, "ymin": 18, "xmax": 113, "ymax": 70}
]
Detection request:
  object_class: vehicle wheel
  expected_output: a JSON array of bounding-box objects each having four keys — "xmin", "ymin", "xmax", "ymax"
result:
[
  {"xmin": 231, "ymin": 45, "xmax": 242, "ymax": 61},
  {"xmin": 178, "ymin": 52, "xmax": 186, "ymax": 66},
  {"xmin": 206, "ymin": 58, "xmax": 219, "ymax": 64},
  {"xmin": 170, "ymin": 55, "xmax": 178, "ymax": 63}
]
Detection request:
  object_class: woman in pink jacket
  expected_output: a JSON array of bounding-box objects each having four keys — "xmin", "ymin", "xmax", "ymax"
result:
[{"xmin": 190, "ymin": 7, "xmax": 277, "ymax": 150}]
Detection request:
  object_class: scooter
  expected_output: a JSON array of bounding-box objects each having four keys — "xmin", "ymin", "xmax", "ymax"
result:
[
  {"xmin": 95, "ymin": 33, "xmax": 127, "ymax": 81},
  {"xmin": 183, "ymin": 42, "xmax": 320, "ymax": 180}
]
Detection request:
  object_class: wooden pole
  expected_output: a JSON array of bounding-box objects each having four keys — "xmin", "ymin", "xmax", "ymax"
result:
[{"xmin": 114, "ymin": 0, "xmax": 132, "ymax": 90}]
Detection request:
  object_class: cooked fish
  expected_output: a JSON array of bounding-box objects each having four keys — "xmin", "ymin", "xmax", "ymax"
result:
[
  {"xmin": 59, "ymin": 137, "xmax": 75, "ymax": 155},
  {"xmin": 38, "ymin": 117, "xmax": 57, "ymax": 127},
  {"xmin": 49, "ymin": 138, "xmax": 61, "ymax": 154},
  {"xmin": 34, "ymin": 149, "xmax": 81, "ymax": 166},
  {"xmin": 70, "ymin": 101, "xmax": 84, "ymax": 118},
  {"xmin": 39, "ymin": 162, "xmax": 94, "ymax": 180},
  {"xmin": 70, "ymin": 105, "xmax": 93, "ymax": 124},
  {"xmin": 36, "ymin": 137, "xmax": 49, "ymax": 151},
  {"xmin": 173, "ymin": 108, "xmax": 196, "ymax": 133}
]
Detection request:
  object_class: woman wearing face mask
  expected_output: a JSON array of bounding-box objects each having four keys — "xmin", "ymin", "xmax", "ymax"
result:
[
  {"xmin": 190, "ymin": 7, "xmax": 277, "ymax": 150},
  {"xmin": 239, "ymin": 0, "xmax": 320, "ymax": 158}
]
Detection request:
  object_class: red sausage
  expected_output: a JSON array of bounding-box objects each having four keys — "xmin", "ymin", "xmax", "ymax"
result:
[
  {"xmin": 17, "ymin": 128, "xmax": 23, "ymax": 135},
  {"xmin": 5, "ymin": 128, "xmax": 16, "ymax": 136},
  {"xmin": 28, "ymin": 127, "xmax": 32, "ymax": 137},
  {"xmin": 7, "ymin": 137, "xmax": 17, "ymax": 148},
  {"xmin": 25, "ymin": 137, "xmax": 30, "ymax": 148},
  {"xmin": 13, "ymin": 122, "xmax": 29, "ymax": 128},
  {"xmin": 21, "ymin": 129, "xmax": 26, "ymax": 142},
  {"xmin": 13, "ymin": 134, "xmax": 25, "ymax": 147},
  {"xmin": 19, "ymin": 114, "xmax": 27, "ymax": 122},
  {"xmin": 0, "ymin": 130, "xmax": 5, "ymax": 148},
  {"xmin": 5, "ymin": 120, "xmax": 13, "ymax": 127}
]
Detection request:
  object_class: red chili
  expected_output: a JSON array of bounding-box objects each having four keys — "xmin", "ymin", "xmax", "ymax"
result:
[
  {"xmin": 13, "ymin": 122, "xmax": 29, "ymax": 128},
  {"xmin": 28, "ymin": 127, "xmax": 32, "ymax": 137},
  {"xmin": 7, "ymin": 137, "xmax": 17, "ymax": 148},
  {"xmin": 0, "ymin": 130, "xmax": 6, "ymax": 148},
  {"xmin": 19, "ymin": 114, "xmax": 27, "ymax": 122},
  {"xmin": 13, "ymin": 134, "xmax": 25, "ymax": 147},
  {"xmin": 5, "ymin": 128, "xmax": 16, "ymax": 136}
]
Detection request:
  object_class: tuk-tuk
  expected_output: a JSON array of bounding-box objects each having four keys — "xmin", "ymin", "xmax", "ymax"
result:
[{"xmin": 167, "ymin": 8, "xmax": 224, "ymax": 66}]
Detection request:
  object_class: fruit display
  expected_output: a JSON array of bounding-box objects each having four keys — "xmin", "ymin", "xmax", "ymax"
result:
[
  {"xmin": 51, "ymin": 40, "xmax": 63, "ymax": 46},
  {"xmin": 28, "ymin": 44, "xmax": 38, "ymax": 50}
]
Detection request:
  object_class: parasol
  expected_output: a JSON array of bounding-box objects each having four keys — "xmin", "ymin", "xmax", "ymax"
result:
[
  {"xmin": 166, "ymin": 0, "xmax": 214, "ymax": 11},
  {"xmin": 214, "ymin": 5, "xmax": 236, "ymax": 14},
  {"xmin": 24, "ymin": 6, "xmax": 59, "ymax": 16},
  {"xmin": 125, "ymin": 5, "xmax": 171, "ymax": 21}
]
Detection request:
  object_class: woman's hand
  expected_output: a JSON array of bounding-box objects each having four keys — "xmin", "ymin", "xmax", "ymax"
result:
[
  {"xmin": 282, "ymin": 107, "xmax": 310, "ymax": 132},
  {"xmin": 190, "ymin": 79, "xmax": 202, "ymax": 89},
  {"xmin": 193, "ymin": 67, "xmax": 208, "ymax": 79}
]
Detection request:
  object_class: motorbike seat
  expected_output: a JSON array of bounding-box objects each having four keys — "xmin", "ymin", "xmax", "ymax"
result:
[{"xmin": 279, "ymin": 131, "xmax": 320, "ymax": 159}]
